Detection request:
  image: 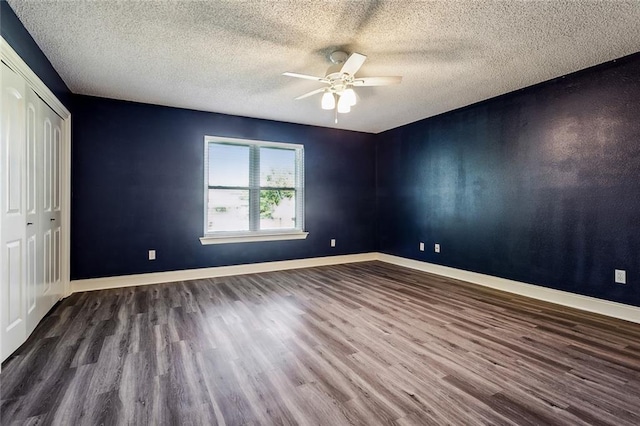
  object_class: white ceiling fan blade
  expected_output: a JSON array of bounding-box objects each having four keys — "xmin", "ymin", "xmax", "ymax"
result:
[
  {"xmin": 340, "ymin": 53, "xmax": 367, "ymax": 76},
  {"xmin": 295, "ymin": 88, "xmax": 326, "ymax": 100},
  {"xmin": 283, "ymin": 72, "xmax": 329, "ymax": 83},
  {"xmin": 353, "ymin": 76, "xmax": 402, "ymax": 86}
]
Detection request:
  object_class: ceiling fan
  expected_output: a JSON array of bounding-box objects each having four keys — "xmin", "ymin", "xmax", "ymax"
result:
[{"xmin": 283, "ymin": 51, "xmax": 402, "ymax": 123}]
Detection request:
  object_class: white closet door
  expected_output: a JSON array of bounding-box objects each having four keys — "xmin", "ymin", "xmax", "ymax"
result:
[
  {"xmin": 1, "ymin": 63, "xmax": 27, "ymax": 361},
  {"xmin": 40, "ymin": 97, "xmax": 63, "ymax": 315},
  {"xmin": 25, "ymin": 88, "xmax": 40, "ymax": 335},
  {"xmin": 1, "ymin": 65, "xmax": 64, "ymax": 361}
]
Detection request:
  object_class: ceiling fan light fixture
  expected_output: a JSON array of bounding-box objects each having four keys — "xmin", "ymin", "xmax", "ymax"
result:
[
  {"xmin": 342, "ymin": 88, "xmax": 357, "ymax": 106},
  {"xmin": 321, "ymin": 91, "xmax": 335, "ymax": 110},
  {"xmin": 337, "ymin": 95, "xmax": 351, "ymax": 113}
]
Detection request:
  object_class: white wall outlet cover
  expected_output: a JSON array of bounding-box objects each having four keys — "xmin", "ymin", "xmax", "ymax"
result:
[
  {"xmin": 330, "ymin": 239, "xmax": 336, "ymax": 247},
  {"xmin": 615, "ymin": 269, "xmax": 626, "ymax": 284},
  {"xmin": 149, "ymin": 250, "xmax": 156, "ymax": 260},
  {"xmin": 419, "ymin": 242, "xmax": 425, "ymax": 251},
  {"xmin": 434, "ymin": 243, "xmax": 440, "ymax": 253}
]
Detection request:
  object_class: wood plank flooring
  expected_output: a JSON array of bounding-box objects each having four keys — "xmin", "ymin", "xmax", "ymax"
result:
[{"xmin": 3, "ymin": 261, "xmax": 640, "ymax": 425}]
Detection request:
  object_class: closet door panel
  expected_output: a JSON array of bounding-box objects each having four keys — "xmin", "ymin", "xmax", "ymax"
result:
[
  {"xmin": 6, "ymin": 241, "xmax": 22, "ymax": 328},
  {"xmin": 53, "ymin": 126, "xmax": 60, "ymax": 211},
  {"xmin": 25, "ymin": 89, "xmax": 42, "ymax": 334},
  {"xmin": 51, "ymin": 121, "xmax": 62, "ymax": 297},
  {"xmin": 43, "ymin": 230, "xmax": 51, "ymax": 297},
  {"xmin": 1, "ymin": 63, "xmax": 27, "ymax": 361},
  {"xmin": 26, "ymin": 232, "xmax": 37, "ymax": 337},
  {"xmin": 40, "ymin": 101, "xmax": 62, "ymax": 310},
  {"xmin": 43, "ymin": 118, "xmax": 51, "ymax": 214},
  {"xmin": 26, "ymin": 103, "xmax": 37, "ymax": 324}
]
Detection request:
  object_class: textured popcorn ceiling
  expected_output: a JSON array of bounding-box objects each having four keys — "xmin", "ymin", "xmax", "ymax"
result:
[{"xmin": 7, "ymin": 0, "xmax": 640, "ymax": 133}]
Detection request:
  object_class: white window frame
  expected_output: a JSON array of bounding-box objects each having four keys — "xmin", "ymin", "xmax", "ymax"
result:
[{"xmin": 200, "ymin": 136, "xmax": 308, "ymax": 245}]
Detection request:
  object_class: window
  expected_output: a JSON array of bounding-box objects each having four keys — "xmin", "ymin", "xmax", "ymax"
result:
[{"xmin": 200, "ymin": 136, "xmax": 307, "ymax": 244}]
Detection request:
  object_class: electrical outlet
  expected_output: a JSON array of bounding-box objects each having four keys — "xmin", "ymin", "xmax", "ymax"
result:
[
  {"xmin": 615, "ymin": 269, "xmax": 626, "ymax": 284},
  {"xmin": 330, "ymin": 239, "xmax": 336, "ymax": 247},
  {"xmin": 434, "ymin": 243, "xmax": 440, "ymax": 253},
  {"xmin": 149, "ymin": 250, "xmax": 156, "ymax": 261},
  {"xmin": 419, "ymin": 242, "xmax": 425, "ymax": 251}
]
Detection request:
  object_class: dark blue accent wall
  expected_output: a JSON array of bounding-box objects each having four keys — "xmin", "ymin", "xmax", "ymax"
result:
[
  {"xmin": 1, "ymin": 0, "xmax": 71, "ymax": 108},
  {"xmin": 377, "ymin": 53, "xmax": 640, "ymax": 307},
  {"xmin": 71, "ymin": 95, "xmax": 377, "ymax": 279}
]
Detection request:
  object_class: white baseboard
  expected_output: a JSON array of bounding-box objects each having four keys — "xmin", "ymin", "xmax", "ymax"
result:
[
  {"xmin": 70, "ymin": 252, "xmax": 640, "ymax": 325},
  {"xmin": 70, "ymin": 253, "xmax": 378, "ymax": 293},
  {"xmin": 378, "ymin": 253, "xmax": 640, "ymax": 325}
]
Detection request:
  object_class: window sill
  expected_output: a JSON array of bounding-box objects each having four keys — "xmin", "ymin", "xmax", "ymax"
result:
[{"xmin": 200, "ymin": 231, "xmax": 309, "ymax": 245}]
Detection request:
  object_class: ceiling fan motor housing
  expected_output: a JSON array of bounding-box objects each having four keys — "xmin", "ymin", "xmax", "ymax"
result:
[{"xmin": 325, "ymin": 72, "xmax": 353, "ymax": 93}]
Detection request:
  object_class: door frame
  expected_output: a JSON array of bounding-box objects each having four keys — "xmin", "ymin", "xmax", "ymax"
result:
[{"xmin": 1, "ymin": 37, "xmax": 72, "ymax": 298}]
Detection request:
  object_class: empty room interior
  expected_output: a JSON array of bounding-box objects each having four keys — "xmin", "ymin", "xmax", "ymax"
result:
[{"xmin": 2, "ymin": 0, "xmax": 640, "ymax": 424}]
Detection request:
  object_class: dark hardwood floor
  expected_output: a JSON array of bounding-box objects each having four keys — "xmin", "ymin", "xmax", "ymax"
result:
[{"xmin": 3, "ymin": 261, "xmax": 640, "ymax": 425}]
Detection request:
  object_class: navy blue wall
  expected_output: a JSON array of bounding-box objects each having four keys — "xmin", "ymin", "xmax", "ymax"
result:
[
  {"xmin": 377, "ymin": 54, "xmax": 640, "ymax": 307},
  {"xmin": 1, "ymin": 0, "xmax": 71, "ymax": 108},
  {"xmin": 71, "ymin": 95, "xmax": 377, "ymax": 279}
]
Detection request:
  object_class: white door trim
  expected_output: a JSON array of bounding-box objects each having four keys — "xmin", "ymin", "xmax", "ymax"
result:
[{"xmin": 1, "ymin": 36, "xmax": 71, "ymax": 298}]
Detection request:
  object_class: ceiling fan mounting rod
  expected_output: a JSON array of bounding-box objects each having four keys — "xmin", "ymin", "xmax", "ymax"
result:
[{"xmin": 329, "ymin": 50, "xmax": 349, "ymax": 65}]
